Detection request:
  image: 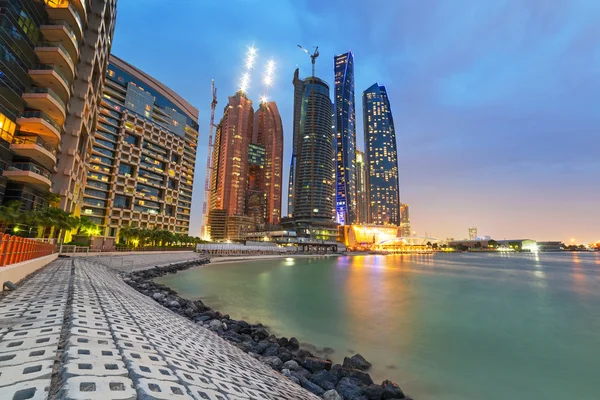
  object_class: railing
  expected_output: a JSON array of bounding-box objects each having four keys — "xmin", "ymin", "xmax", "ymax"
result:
[
  {"xmin": 35, "ymin": 42, "xmax": 74, "ymax": 66},
  {"xmin": 45, "ymin": 20, "xmax": 78, "ymax": 46},
  {"xmin": 25, "ymin": 87, "xmax": 66, "ymax": 110},
  {"xmin": 30, "ymin": 63, "xmax": 69, "ymax": 84},
  {"xmin": 6, "ymin": 163, "xmax": 52, "ymax": 180},
  {"xmin": 12, "ymin": 136, "xmax": 58, "ymax": 156},
  {"xmin": 20, "ymin": 110, "xmax": 63, "ymax": 133},
  {"xmin": 58, "ymin": 245, "xmax": 90, "ymax": 254},
  {"xmin": 0, "ymin": 234, "xmax": 56, "ymax": 266}
]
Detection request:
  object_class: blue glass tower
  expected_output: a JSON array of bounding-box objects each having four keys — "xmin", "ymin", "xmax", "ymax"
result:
[
  {"xmin": 334, "ymin": 52, "xmax": 357, "ymax": 225},
  {"xmin": 363, "ymin": 83, "xmax": 400, "ymax": 225}
]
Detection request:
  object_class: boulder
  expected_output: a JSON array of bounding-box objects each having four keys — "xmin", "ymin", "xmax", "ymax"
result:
[
  {"xmin": 259, "ymin": 356, "xmax": 283, "ymax": 370},
  {"xmin": 344, "ymin": 354, "xmax": 372, "ymax": 371},
  {"xmin": 277, "ymin": 337, "xmax": 289, "ymax": 347},
  {"xmin": 323, "ymin": 389, "xmax": 343, "ymax": 400},
  {"xmin": 309, "ymin": 369, "xmax": 338, "ymax": 390},
  {"xmin": 290, "ymin": 376, "xmax": 300, "ymax": 385},
  {"xmin": 282, "ymin": 360, "xmax": 300, "ymax": 371},
  {"xmin": 278, "ymin": 350, "xmax": 292, "ymax": 363},
  {"xmin": 253, "ymin": 327, "xmax": 269, "ymax": 340},
  {"xmin": 287, "ymin": 337, "xmax": 300, "ymax": 350},
  {"xmin": 263, "ymin": 343, "xmax": 280, "ymax": 357},
  {"xmin": 381, "ymin": 380, "xmax": 405, "ymax": 399},
  {"xmin": 341, "ymin": 368, "xmax": 374, "ymax": 386},
  {"xmin": 152, "ymin": 293, "xmax": 165, "ymax": 301},
  {"xmin": 281, "ymin": 368, "xmax": 292, "ymax": 378},
  {"xmin": 167, "ymin": 300, "xmax": 180, "ymax": 308},
  {"xmin": 364, "ymin": 384, "xmax": 384, "ymax": 400},
  {"xmin": 336, "ymin": 377, "xmax": 365, "ymax": 400},
  {"xmin": 208, "ymin": 320, "xmax": 223, "ymax": 331},
  {"xmin": 299, "ymin": 377, "xmax": 325, "ymax": 396},
  {"xmin": 253, "ymin": 341, "xmax": 270, "ymax": 355},
  {"xmin": 291, "ymin": 368, "xmax": 311, "ymax": 381},
  {"xmin": 304, "ymin": 357, "xmax": 331, "ymax": 372}
]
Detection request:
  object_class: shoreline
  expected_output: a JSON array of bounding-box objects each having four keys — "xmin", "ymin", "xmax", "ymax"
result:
[{"xmin": 123, "ymin": 257, "xmax": 412, "ymax": 400}]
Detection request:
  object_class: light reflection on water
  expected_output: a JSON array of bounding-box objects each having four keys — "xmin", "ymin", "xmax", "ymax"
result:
[{"xmin": 156, "ymin": 253, "xmax": 600, "ymax": 400}]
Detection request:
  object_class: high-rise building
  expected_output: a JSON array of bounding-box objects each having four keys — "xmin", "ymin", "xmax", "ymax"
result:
[
  {"xmin": 355, "ymin": 150, "xmax": 368, "ymax": 224},
  {"xmin": 285, "ymin": 69, "xmax": 337, "ymax": 241},
  {"xmin": 81, "ymin": 55, "xmax": 199, "ymax": 242},
  {"xmin": 209, "ymin": 91, "xmax": 254, "ymax": 240},
  {"xmin": 363, "ymin": 83, "xmax": 400, "ymax": 225},
  {"xmin": 468, "ymin": 227, "xmax": 478, "ymax": 240},
  {"xmin": 400, "ymin": 203, "xmax": 411, "ymax": 237},
  {"xmin": 0, "ymin": 0, "xmax": 116, "ymax": 213},
  {"xmin": 253, "ymin": 101, "xmax": 283, "ymax": 227},
  {"xmin": 333, "ymin": 52, "xmax": 357, "ymax": 225}
]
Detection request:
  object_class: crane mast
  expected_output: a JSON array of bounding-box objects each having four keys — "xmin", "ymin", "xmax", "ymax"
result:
[{"xmin": 200, "ymin": 80, "xmax": 217, "ymax": 240}]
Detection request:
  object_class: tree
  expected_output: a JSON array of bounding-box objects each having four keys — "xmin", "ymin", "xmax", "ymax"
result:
[
  {"xmin": 488, "ymin": 239, "xmax": 497, "ymax": 248},
  {"xmin": 432, "ymin": 243, "xmax": 438, "ymax": 249},
  {"xmin": 0, "ymin": 201, "xmax": 23, "ymax": 234},
  {"xmin": 74, "ymin": 216, "xmax": 97, "ymax": 236}
]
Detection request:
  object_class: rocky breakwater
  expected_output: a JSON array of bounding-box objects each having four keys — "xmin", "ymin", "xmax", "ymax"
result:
[{"xmin": 122, "ymin": 259, "xmax": 413, "ymax": 400}]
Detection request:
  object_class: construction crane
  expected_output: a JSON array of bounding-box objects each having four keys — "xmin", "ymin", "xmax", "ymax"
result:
[
  {"xmin": 297, "ymin": 45, "xmax": 319, "ymax": 77},
  {"xmin": 200, "ymin": 80, "xmax": 217, "ymax": 240}
]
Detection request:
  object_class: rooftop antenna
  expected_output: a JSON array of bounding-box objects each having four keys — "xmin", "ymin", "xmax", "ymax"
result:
[
  {"xmin": 297, "ymin": 45, "xmax": 319, "ymax": 77},
  {"xmin": 200, "ymin": 80, "xmax": 217, "ymax": 240}
]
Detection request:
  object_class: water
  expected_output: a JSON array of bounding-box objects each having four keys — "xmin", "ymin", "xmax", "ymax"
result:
[{"xmin": 155, "ymin": 253, "xmax": 600, "ymax": 400}]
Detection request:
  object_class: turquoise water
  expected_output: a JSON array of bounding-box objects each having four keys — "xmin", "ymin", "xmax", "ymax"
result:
[{"xmin": 156, "ymin": 253, "xmax": 600, "ymax": 400}]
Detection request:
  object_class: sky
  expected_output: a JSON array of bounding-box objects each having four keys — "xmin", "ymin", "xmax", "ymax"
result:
[{"xmin": 112, "ymin": 0, "xmax": 600, "ymax": 244}]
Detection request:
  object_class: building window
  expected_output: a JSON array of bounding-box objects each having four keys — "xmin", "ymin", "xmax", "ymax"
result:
[
  {"xmin": 0, "ymin": 113, "xmax": 16, "ymax": 144},
  {"xmin": 124, "ymin": 133, "xmax": 138, "ymax": 146},
  {"xmin": 118, "ymin": 163, "xmax": 134, "ymax": 177},
  {"xmin": 114, "ymin": 195, "xmax": 130, "ymax": 209}
]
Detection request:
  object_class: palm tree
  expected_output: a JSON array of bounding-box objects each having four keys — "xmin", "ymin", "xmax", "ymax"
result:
[
  {"xmin": 0, "ymin": 201, "xmax": 23, "ymax": 234},
  {"xmin": 74, "ymin": 216, "xmax": 97, "ymax": 236}
]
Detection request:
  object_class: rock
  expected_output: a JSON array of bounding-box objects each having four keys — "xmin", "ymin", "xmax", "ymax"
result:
[
  {"xmin": 194, "ymin": 315, "xmax": 211, "ymax": 323},
  {"xmin": 263, "ymin": 343, "xmax": 280, "ymax": 357},
  {"xmin": 304, "ymin": 357, "xmax": 332, "ymax": 373},
  {"xmin": 152, "ymin": 292, "xmax": 165, "ymax": 301},
  {"xmin": 281, "ymin": 368, "xmax": 292, "ymax": 378},
  {"xmin": 364, "ymin": 384, "xmax": 384, "ymax": 400},
  {"xmin": 290, "ymin": 376, "xmax": 300, "ymax": 385},
  {"xmin": 208, "ymin": 320, "xmax": 222, "ymax": 330},
  {"xmin": 287, "ymin": 337, "xmax": 300, "ymax": 350},
  {"xmin": 350, "ymin": 354, "xmax": 372, "ymax": 371},
  {"xmin": 184, "ymin": 308, "xmax": 196, "ymax": 317},
  {"xmin": 277, "ymin": 350, "xmax": 292, "ymax": 363},
  {"xmin": 253, "ymin": 327, "xmax": 269, "ymax": 340},
  {"xmin": 282, "ymin": 360, "xmax": 300, "ymax": 371},
  {"xmin": 299, "ymin": 377, "xmax": 325, "ymax": 396},
  {"xmin": 248, "ymin": 352, "xmax": 260, "ymax": 359},
  {"xmin": 323, "ymin": 389, "xmax": 343, "ymax": 400},
  {"xmin": 235, "ymin": 342, "xmax": 252, "ymax": 353},
  {"xmin": 253, "ymin": 341, "xmax": 270, "ymax": 355},
  {"xmin": 260, "ymin": 356, "xmax": 283, "ymax": 370},
  {"xmin": 341, "ymin": 368, "xmax": 374, "ymax": 386},
  {"xmin": 291, "ymin": 368, "xmax": 311, "ymax": 381},
  {"xmin": 296, "ymin": 349, "xmax": 313, "ymax": 362},
  {"xmin": 309, "ymin": 369, "xmax": 338, "ymax": 390},
  {"xmin": 336, "ymin": 377, "xmax": 365, "ymax": 400},
  {"xmin": 277, "ymin": 337, "xmax": 289, "ymax": 347},
  {"xmin": 229, "ymin": 323, "xmax": 241, "ymax": 333},
  {"xmin": 381, "ymin": 380, "xmax": 405, "ymax": 399},
  {"xmin": 167, "ymin": 300, "xmax": 180, "ymax": 308}
]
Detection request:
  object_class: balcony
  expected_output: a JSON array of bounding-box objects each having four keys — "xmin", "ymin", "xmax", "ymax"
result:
[
  {"xmin": 45, "ymin": 3, "xmax": 83, "ymax": 41},
  {"xmin": 22, "ymin": 88, "xmax": 66, "ymax": 125},
  {"xmin": 29, "ymin": 64, "xmax": 71, "ymax": 102},
  {"xmin": 17, "ymin": 111, "xmax": 62, "ymax": 145},
  {"xmin": 70, "ymin": 0, "xmax": 87, "ymax": 22},
  {"xmin": 10, "ymin": 136, "xmax": 58, "ymax": 170},
  {"xmin": 34, "ymin": 42, "xmax": 75, "ymax": 80},
  {"xmin": 40, "ymin": 21, "xmax": 79, "ymax": 62},
  {"xmin": 2, "ymin": 163, "xmax": 52, "ymax": 189}
]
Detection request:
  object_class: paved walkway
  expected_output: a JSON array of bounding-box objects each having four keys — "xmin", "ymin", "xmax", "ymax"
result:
[{"xmin": 0, "ymin": 258, "xmax": 319, "ymax": 399}]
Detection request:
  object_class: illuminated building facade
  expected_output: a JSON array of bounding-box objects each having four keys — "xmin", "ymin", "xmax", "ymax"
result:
[
  {"xmin": 0, "ymin": 0, "xmax": 116, "ymax": 212},
  {"xmin": 468, "ymin": 227, "xmax": 478, "ymax": 240},
  {"xmin": 209, "ymin": 91, "xmax": 254, "ymax": 240},
  {"xmin": 334, "ymin": 52, "xmax": 357, "ymax": 225},
  {"xmin": 286, "ymin": 69, "xmax": 337, "ymax": 241},
  {"xmin": 355, "ymin": 150, "xmax": 367, "ymax": 224},
  {"xmin": 81, "ymin": 55, "xmax": 199, "ymax": 242},
  {"xmin": 253, "ymin": 101, "xmax": 283, "ymax": 226},
  {"xmin": 362, "ymin": 83, "xmax": 400, "ymax": 225},
  {"xmin": 400, "ymin": 203, "xmax": 411, "ymax": 237}
]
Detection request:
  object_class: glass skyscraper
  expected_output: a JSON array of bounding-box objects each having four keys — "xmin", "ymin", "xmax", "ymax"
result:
[
  {"xmin": 363, "ymin": 83, "xmax": 400, "ymax": 225},
  {"xmin": 286, "ymin": 68, "xmax": 337, "ymax": 241},
  {"xmin": 333, "ymin": 52, "xmax": 357, "ymax": 225}
]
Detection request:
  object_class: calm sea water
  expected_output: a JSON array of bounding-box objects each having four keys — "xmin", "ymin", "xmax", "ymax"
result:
[{"xmin": 156, "ymin": 253, "xmax": 600, "ymax": 400}]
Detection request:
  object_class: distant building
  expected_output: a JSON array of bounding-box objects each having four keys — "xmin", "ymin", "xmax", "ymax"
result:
[
  {"xmin": 334, "ymin": 52, "xmax": 357, "ymax": 225},
  {"xmin": 363, "ymin": 83, "xmax": 400, "ymax": 225},
  {"xmin": 400, "ymin": 203, "xmax": 411, "ymax": 237},
  {"xmin": 286, "ymin": 69, "xmax": 337, "ymax": 241},
  {"xmin": 468, "ymin": 227, "xmax": 478, "ymax": 240},
  {"xmin": 537, "ymin": 241, "xmax": 565, "ymax": 252},
  {"xmin": 355, "ymin": 150, "xmax": 368, "ymax": 224}
]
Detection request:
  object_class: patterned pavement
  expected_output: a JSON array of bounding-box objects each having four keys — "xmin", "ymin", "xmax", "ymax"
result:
[{"xmin": 0, "ymin": 258, "xmax": 319, "ymax": 399}]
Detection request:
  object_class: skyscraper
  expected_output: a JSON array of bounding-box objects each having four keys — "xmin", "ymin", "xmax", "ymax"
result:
[
  {"xmin": 254, "ymin": 101, "xmax": 283, "ymax": 226},
  {"xmin": 0, "ymin": 0, "xmax": 116, "ymax": 213},
  {"xmin": 469, "ymin": 227, "xmax": 478, "ymax": 240},
  {"xmin": 333, "ymin": 52, "xmax": 357, "ymax": 225},
  {"xmin": 400, "ymin": 203, "xmax": 411, "ymax": 237},
  {"xmin": 363, "ymin": 83, "xmax": 400, "ymax": 225},
  {"xmin": 81, "ymin": 55, "xmax": 199, "ymax": 243},
  {"xmin": 286, "ymin": 69, "xmax": 337, "ymax": 241},
  {"xmin": 356, "ymin": 150, "xmax": 368, "ymax": 224},
  {"xmin": 209, "ymin": 91, "xmax": 254, "ymax": 240}
]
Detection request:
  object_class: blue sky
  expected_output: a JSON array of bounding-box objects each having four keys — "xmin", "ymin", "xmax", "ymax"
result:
[{"xmin": 112, "ymin": 0, "xmax": 600, "ymax": 243}]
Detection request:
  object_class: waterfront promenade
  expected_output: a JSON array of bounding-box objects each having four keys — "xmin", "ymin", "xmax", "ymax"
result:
[{"xmin": 0, "ymin": 256, "xmax": 319, "ymax": 399}]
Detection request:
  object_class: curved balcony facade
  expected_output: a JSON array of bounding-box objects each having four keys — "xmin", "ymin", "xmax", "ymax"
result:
[
  {"xmin": 2, "ymin": 163, "xmax": 52, "ymax": 190},
  {"xmin": 34, "ymin": 42, "xmax": 75, "ymax": 80},
  {"xmin": 22, "ymin": 87, "xmax": 67, "ymax": 125},
  {"xmin": 16, "ymin": 111, "xmax": 62, "ymax": 145}
]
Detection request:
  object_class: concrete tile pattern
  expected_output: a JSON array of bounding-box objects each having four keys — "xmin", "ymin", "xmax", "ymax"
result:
[{"xmin": 0, "ymin": 258, "xmax": 319, "ymax": 399}]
